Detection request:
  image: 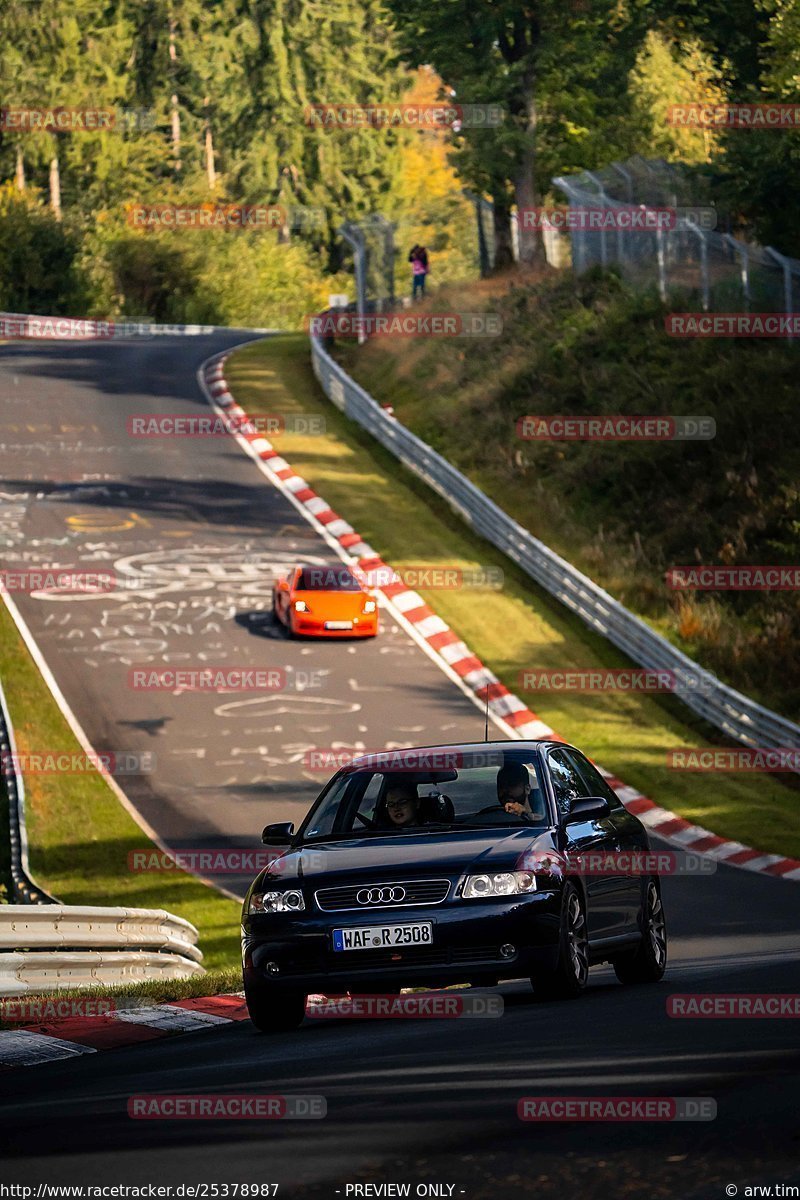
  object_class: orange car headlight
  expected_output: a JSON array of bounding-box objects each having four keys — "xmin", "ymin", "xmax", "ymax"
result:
[
  {"xmin": 362, "ymin": 599, "xmax": 377, "ymax": 614},
  {"xmin": 294, "ymin": 599, "xmax": 309, "ymax": 612}
]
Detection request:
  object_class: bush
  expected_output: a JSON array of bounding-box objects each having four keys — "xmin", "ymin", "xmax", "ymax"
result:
[
  {"xmin": 82, "ymin": 218, "xmax": 342, "ymax": 328},
  {"xmin": 0, "ymin": 186, "xmax": 89, "ymax": 314}
]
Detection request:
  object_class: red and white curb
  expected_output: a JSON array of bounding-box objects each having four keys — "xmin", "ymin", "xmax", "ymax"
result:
[
  {"xmin": 0, "ymin": 994, "xmax": 249, "ymax": 1070},
  {"xmin": 199, "ymin": 353, "xmax": 800, "ymax": 884}
]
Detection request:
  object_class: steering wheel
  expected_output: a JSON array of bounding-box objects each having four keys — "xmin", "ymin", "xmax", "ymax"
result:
[
  {"xmin": 477, "ymin": 804, "xmax": 511, "ymax": 815},
  {"xmin": 354, "ymin": 811, "xmax": 378, "ymax": 830}
]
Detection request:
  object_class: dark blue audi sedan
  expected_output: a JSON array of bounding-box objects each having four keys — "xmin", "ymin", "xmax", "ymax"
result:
[{"xmin": 241, "ymin": 741, "xmax": 667, "ymax": 1031}]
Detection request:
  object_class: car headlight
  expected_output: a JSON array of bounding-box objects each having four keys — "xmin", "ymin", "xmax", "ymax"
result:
[
  {"xmin": 462, "ymin": 871, "xmax": 537, "ymax": 898},
  {"xmin": 362, "ymin": 599, "xmax": 377, "ymax": 614},
  {"xmin": 248, "ymin": 889, "xmax": 305, "ymax": 914},
  {"xmin": 293, "ymin": 600, "xmax": 309, "ymax": 612}
]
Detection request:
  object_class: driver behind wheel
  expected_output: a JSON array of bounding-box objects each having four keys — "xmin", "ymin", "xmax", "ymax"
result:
[
  {"xmin": 380, "ymin": 779, "xmax": 422, "ymax": 828},
  {"xmin": 496, "ymin": 762, "xmax": 542, "ymax": 819}
]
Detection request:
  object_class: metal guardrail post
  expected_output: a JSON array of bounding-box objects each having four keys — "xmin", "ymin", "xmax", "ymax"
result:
[
  {"xmin": 464, "ymin": 190, "xmax": 494, "ymax": 277},
  {"xmin": 339, "ymin": 223, "xmax": 367, "ymax": 344},
  {"xmin": 766, "ymin": 246, "xmax": 795, "ymax": 339},
  {"xmin": 384, "ymin": 218, "xmax": 396, "ymax": 308},
  {"xmin": 656, "ymin": 227, "xmax": 668, "ymax": 301},
  {"xmin": 724, "ymin": 234, "xmax": 751, "ymax": 311},
  {"xmin": 685, "ymin": 220, "xmax": 710, "ymax": 311},
  {"xmin": 610, "ymin": 161, "xmax": 634, "ymax": 203},
  {"xmin": 552, "ymin": 176, "xmax": 583, "ymax": 273},
  {"xmin": 585, "ymin": 171, "xmax": 610, "ymax": 268}
]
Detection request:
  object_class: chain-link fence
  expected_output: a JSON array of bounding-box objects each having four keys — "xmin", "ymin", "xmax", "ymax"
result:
[
  {"xmin": 337, "ymin": 216, "xmax": 395, "ymax": 342},
  {"xmin": 552, "ymin": 155, "xmax": 800, "ymax": 314},
  {"xmin": 465, "ymin": 192, "xmax": 567, "ymax": 274}
]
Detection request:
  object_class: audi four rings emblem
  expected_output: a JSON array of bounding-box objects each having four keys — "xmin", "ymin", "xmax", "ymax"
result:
[{"xmin": 356, "ymin": 886, "xmax": 406, "ymax": 905}]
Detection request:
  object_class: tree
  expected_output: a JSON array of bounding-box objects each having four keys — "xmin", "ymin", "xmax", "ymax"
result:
[
  {"xmin": 629, "ymin": 29, "xmax": 728, "ymax": 164},
  {"xmin": 388, "ymin": 0, "xmax": 545, "ymax": 267},
  {"xmin": 714, "ymin": 0, "xmax": 800, "ymax": 256},
  {"xmin": 645, "ymin": 0, "xmax": 775, "ymax": 95},
  {"xmin": 213, "ymin": 0, "xmax": 410, "ymax": 268}
]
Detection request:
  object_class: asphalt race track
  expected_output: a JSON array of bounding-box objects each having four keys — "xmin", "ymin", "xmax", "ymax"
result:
[
  {"xmin": 0, "ymin": 334, "xmax": 492, "ymax": 895},
  {"xmin": 1, "ymin": 335, "xmax": 799, "ymax": 1197},
  {"xmin": 2, "ymin": 891, "xmax": 800, "ymax": 1196}
]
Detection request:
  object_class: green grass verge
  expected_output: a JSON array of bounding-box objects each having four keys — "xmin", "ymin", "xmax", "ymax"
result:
[
  {"xmin": 225, "ymin": 333, "xmax": 800, "ymax": 861},
  {"xmin": 336, "ymin": 272, "xmax": 800, "ymax": 720},
  {"xmin": 0, "ymin": 968, "xmax": 243, "ymax": 1028},
  {"xmin": 0, "ymin": 601, "xmax": 241, "ymax": 970}
]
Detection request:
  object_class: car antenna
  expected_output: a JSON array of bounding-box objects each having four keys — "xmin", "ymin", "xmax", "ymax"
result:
[{"xmin": 484, "ymin": 683, "xmax": 489, "ymax": 742}]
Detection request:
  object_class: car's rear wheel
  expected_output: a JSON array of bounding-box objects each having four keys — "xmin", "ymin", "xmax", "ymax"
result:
[
  {"xmin": 533, "ymin": 881, "xmax": 589, "ymax": 1000},
  {"xmin": 244, "ymin": 979, "xmax": 306, "ymax": 1033},
  {"xmin": 613, "ymin": 878, "xmax": 667, "ymax": 985}
]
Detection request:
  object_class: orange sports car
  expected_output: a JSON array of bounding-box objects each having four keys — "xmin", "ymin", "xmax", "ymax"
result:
[{"xmin": 272, "ymin": 564, "xmax": 379, "ymax": 638}]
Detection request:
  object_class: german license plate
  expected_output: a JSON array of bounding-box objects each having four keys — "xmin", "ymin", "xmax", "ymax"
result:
[
  {"xmin": 332, "ymin": 923, "xmax": 433, "ymax": 951},
  {"xmin": 325, "ymin": 620, "xmax": 353, "ymax": 630}
]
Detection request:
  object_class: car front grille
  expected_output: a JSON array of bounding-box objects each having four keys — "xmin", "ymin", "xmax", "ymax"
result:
[
  {"xmin": 276, "ymin": 944, "xmax": 507, "ymax": 975},
  {"xmin": 315, "ymin": 879, "xmax": 451, "ymax": 912},
  {"xmin": 327, "ymin": 944, "xmax": 503, "ymax": 970}
]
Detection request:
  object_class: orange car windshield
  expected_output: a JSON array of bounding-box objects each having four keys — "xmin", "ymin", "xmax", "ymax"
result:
[{"xmin": 296, "ymin": 567, "xmax": 362, "ymax": 592}]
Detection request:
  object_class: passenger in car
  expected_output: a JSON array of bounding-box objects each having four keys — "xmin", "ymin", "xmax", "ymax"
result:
[{"xmin": 496, "ymin": 762, "xmax": 543, "ymax": 819}]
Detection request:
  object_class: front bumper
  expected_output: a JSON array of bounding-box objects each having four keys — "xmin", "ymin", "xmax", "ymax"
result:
[
  {"xmin": 290, "ymin": 615, "xmax": 378, "ymax": 638},
  {"xmin": 242, "ymin": 891, "xmax": 562, "ymax": 992}
]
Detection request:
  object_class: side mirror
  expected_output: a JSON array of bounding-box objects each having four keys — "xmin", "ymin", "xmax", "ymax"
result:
[
  {"xmin": 565, "ymin": 796, "xmax": 610, "ymax": 822},
  {"xmin": 262, "ymin": 822, "xmax": 294, "ymax": 845}
]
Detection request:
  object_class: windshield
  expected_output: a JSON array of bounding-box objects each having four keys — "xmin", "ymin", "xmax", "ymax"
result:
[
  {"xmin": 296, "ymin": 566, "xmax": 362, "ymax": 591},
  {"xmin": 298, "ymin": 753, "xmax": 551, "ymax": 841}
]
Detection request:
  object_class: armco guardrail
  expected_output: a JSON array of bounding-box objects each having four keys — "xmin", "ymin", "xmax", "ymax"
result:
[
  {"xmin": 0, "ymin": 906, "xmax": 204, "ymax": 994},
  {"xmin": 0, "ymin": 676, "xmax": 57, "ymax": 904},
  {"xmin": 310, "ymin": 330, "xmax": 800, "ymax": 757}
]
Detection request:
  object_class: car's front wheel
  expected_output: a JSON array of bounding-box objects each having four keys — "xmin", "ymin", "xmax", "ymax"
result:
[
  {"xmin": 271, "ymin": 599, "xmax": 292, "ymax": 639},
  {"xmin": 613, "ymin": 878, "xmax": 667, "ymax": 985},
  {"xmin": 244, "ymin": 979, "xmax": 306, "ymax": 1033},
  {"xmin": 533, "ymin": 881, "xmax": 589, "ymax": 1000}
]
